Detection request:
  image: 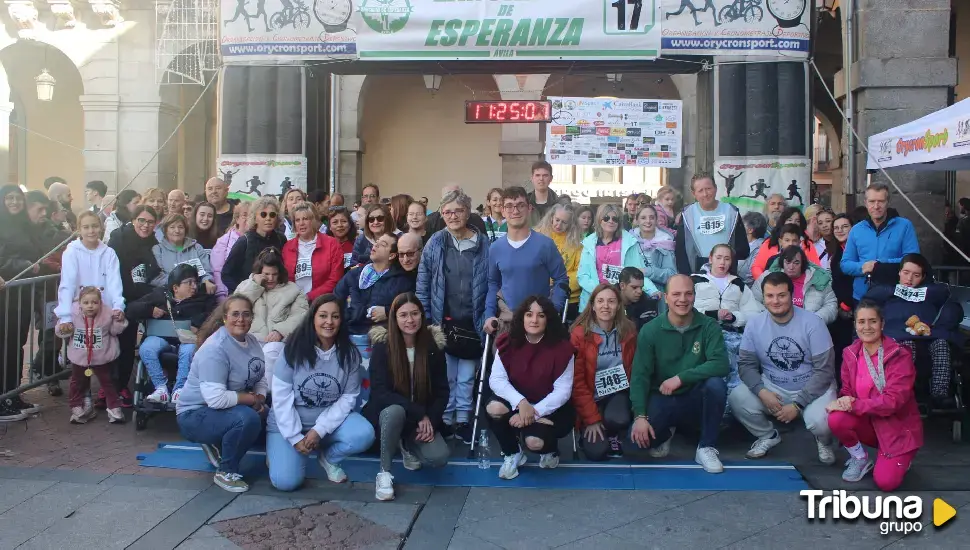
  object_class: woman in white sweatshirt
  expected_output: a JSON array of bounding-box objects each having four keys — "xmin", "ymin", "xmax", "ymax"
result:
[
  {"xmin": 55, "ymin": 211, "xmax": 126, "ymax": 328},
  {"xmin": 266, "ymin": 294, "xmax": 375, "ymax": 492}
]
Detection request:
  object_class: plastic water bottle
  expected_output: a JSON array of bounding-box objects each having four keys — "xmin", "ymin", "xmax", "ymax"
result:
[{"xmin": 476, "ymin": 430, "xmax": 491, "ymax": 470}]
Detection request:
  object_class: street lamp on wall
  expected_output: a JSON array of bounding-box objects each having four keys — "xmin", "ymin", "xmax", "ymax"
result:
[
  {"xmin": 35, "ymin": 69, "xmax": 55, "ymax": 102},
  {"xmin": 422, "ymin": 74, "xmax": 442, "ymax": 92}
]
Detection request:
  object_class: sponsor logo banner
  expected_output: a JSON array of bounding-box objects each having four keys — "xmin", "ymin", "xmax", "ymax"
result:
[
  {"xmin": 659, "ymin": 0, "xmax": 810, "ymax": 57},
  {"xmin": 217, "ymin": 155, "xmax": 308, "ymax": 201},
  {"xmin": 714, "ymin": 156, "xmax": 811, "ymax": 215},
  {"xmin": 220, "ymin": 0, "xmax": 358, "ymax": 61}
]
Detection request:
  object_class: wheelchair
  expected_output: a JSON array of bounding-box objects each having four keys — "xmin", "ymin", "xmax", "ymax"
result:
[
  {"xmin": 909, "ymin": 338, "xmax": 968, "ymax": 443},
  {"xmin": 132, "ymin": 319, "xmax": 192, "ymax": 431}
]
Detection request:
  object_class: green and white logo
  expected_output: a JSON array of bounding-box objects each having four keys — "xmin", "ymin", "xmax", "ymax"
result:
[{"xmin": 358, "ymin": 0, "xmax": 413, "ymax": 34}]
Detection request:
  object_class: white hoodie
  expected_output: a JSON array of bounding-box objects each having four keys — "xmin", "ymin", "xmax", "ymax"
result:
[{"xmin": 55, "ymin": 239, "xmax": 126, "ymax": 324}]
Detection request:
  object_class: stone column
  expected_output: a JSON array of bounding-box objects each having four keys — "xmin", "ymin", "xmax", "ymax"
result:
[
  {"xmin": 836, "ymin": 0, "xmax": 957, "ymax": 261},
  {"xmin": 79, "ymin": 94, "xmax": 120, "ymax": 191},
  {"xmin": 669, "ymin": 72, "xmax": 713, "ymax": 197},
  {"xmin": 495, "ymin": 74, "xmax": 549, "ymax": 187},
  {"xmin": 113, "ymin": 100, "xmax": 179, "ymax": 191},
  {"xmin": 338, "ymin": 75, "xmax": 366, "ymax": 204},
  {"xmin": 0, "ymin": 101, "xmax": 12, "ymax": 184}
]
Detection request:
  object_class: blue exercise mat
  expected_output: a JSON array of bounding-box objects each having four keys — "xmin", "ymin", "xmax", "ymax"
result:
[{"xmin": 137, "ymin": 443, "xmax": 808, "ymax": 492}]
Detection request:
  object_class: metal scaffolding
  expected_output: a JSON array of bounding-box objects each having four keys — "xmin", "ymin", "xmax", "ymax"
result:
[{"xmin": 155, "ymin": 0, "xmax": 220, "ymax": 85}]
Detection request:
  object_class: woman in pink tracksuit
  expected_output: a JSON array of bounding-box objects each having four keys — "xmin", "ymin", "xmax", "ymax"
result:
[
  {"xmin": 61, "ymin": 286, "xmax": 129, "ymax": 425},
  {"xmin": 827, "ymin": 298, "xmax": 923, "ymax": 492},
  {"xmin": 211, "ymin": 202, "xmax": 250, "ymax": 301}
]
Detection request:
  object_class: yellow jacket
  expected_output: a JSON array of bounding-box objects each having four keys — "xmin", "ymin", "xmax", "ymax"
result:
[{"xmin": 548, "ymin": 231, "xmax": 582, "ymax": 304}]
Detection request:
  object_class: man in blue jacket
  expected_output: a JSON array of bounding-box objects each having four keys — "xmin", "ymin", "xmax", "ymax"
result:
[{"xmin": 841, "ymin": 182, "xmax": 920, "ymax": 301}]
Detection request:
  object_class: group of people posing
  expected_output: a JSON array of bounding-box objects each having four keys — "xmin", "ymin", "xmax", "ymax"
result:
[{"xmin": 0, "ymin": 163, "xmax": 943, "ymax": 500}]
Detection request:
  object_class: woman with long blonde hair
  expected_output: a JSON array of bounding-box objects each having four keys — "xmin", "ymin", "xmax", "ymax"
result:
[{"xmin": 536, "ymin": 203, "xmax": 584, "ymax": 322}]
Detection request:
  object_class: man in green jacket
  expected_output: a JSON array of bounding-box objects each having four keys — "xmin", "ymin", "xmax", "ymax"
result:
[{"xmin": 630, "ymin": 274, "xmax": 730, "ymax": 473}]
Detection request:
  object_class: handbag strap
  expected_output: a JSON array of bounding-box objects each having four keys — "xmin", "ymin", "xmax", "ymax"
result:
[{"xmin": 164, "ymin": 296, "xmax": 181, "ymax": 335}]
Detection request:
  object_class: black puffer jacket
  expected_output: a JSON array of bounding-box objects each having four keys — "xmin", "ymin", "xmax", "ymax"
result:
[
  {"xmin": 221, "ymin": 229, "xmax": 287, "ymax": 294},
  {"xmin": 109, "ymin": 224, "xmax": 160, "ymax": 303}
]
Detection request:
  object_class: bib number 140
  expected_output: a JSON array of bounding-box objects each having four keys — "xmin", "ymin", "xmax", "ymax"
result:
[{"xmin": 611, "ymin": 0, "xmax": 643, "ymax": 31}]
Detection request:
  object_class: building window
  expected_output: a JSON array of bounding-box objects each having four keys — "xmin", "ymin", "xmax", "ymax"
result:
[{"xmin": 586, "ymin": 166, "xmax": 620, "ymax": 184}]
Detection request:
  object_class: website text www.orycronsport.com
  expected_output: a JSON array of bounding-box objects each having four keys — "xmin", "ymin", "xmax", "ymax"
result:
[
  {"xmin": 663, "ymin": 37, "xmax": 806, "ymax": 51},
  {"xmin": 221, "ymin": 42, "xmax": 356, "ymax": 56}
]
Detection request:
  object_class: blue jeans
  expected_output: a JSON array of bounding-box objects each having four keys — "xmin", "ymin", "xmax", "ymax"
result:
[
  {"xmin": 444, "ymin": 354, "xmax": 475, "ymax": 424},
  {"xmin": 140, "ymin": 336, "xmax": 196, "ymax": 392},
  {"xmin": 645, "ymin": 377, "xmax": 727, "ymax": 449},
  {"xmin": 177, "ymin": 405, "xmax": 263, "ymax": 474},
  {"xmin": 265, "ymin": 412, "xmax": 375, "ymax": 492}
]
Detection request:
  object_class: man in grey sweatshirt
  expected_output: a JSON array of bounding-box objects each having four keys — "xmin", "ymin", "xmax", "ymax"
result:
[{"xmin": 727, "ymin": 272, "xmax": 837, "ymax": 466}]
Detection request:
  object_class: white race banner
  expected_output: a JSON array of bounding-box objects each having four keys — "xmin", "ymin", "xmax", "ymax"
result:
[
  {"xmin": 866, "ymin": 98, "xmax": 970, "ymax": 171},
  {"xmin": 659, "ymin": 0, "xmax": 810, "ymax": 57},
  {"xmin": 220, "ymin": 0, "xmax": 359, "ymax": 61},
  {"xmin": 354, "ymin": 0, "xmax": 661, "ymax": 61},
  {"xmin": 217, "ymin": 155, "xmax": 308, "ymax": 201},
  {"xmin": 544, "ymin": 97, "xmax": 682, "ymax": 168},
  {"xmin": 713, "ymin": 156, "xmax": 811, "ymax": 214}
]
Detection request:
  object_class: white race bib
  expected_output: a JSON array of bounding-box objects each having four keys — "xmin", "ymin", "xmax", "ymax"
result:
[
  {"xmin": 295, "ymin": 258, "xmax": 312, "ymax": 280},
  {"xmin": 594, "ymin": 365, "xmax": 629, "ymax": 399},
  {"xmin": 697, "ymin": 214, "xmax": 726, "ymax": 235},
  {"xmin": 178, "ymin": 258, "xmax": 206, "ymax": 277},
  {"xmin": 601, "ymin": 263, "xmax": 622, "ymax": 285},
  {"xmin": 72, "ymin": 327, "xmax": 103, "ymax": 350},
  {"xmin": 131, "ymin": 263, "xmax": 147, "ymax": 284},
  {"xmin": 894, "ymin": 285, "xmax": 927, "ymax": 303},
  {"xmin": 343, "ymin": 252, "xmax": 353, "ymax": 268}
]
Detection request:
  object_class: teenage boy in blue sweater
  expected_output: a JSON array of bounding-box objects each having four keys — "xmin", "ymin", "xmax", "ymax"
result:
[{"xmin": 483, "ymin": 186, "xmax": 569, "ymax": 334}]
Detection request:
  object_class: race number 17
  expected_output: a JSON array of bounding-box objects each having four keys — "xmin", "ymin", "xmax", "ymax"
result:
[{"xmin": 610, "ymin": 0, "xmax": 643, "ymax": 31}]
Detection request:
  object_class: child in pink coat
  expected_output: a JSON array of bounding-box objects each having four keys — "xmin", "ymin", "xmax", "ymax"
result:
[
  {"xmin": 827, "ymin": 299, "xmax": 923, "ymax": 492},
  {"xmin": 59, "ymin": 286, "xmax": 129, "ymax": 424}
]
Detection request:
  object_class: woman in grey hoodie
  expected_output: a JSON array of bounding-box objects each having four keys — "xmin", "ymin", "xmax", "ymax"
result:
[{"xmin": 152, "ymin": 214, "xmax": 216, "ymax": 294}]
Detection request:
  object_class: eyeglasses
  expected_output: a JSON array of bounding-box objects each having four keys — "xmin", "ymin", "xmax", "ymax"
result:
[
  {"xmin": 398, "ymin": 250, "xmax": 419, "ymax": 259},
  {"xmin": 602, "ymin": 215, "xmax": 619, "ymax": 223},
  {"xmin": 442, "ymin": 209, "xmax": 466, "ymax": 218},
  {"xmin": 178, "ymin": 279, "xmax": 198, "ymax": 286},
  {"xmin": 368, "ymin": 215, "xmax": 385, "ymax": 223},
  {"xmin": 259, "ymin": 211, "xmax": 278, "ymax": 219},
  {"xmin": 134, "ymin": 217, "xmax": 155, "ymax": 225},
  {"xmin": 503, "ymin": 203, "xmax": 529, "ymax": 213},
  {"xmin": 227, "ymin": 311, "xmax": 254, "ymax": 320},
  {"xmin": 362, "ymin": 194, "xmax": 378, "ymax": 200}
]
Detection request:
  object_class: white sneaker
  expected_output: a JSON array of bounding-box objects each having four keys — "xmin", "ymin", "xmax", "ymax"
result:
[
  {"xmin": 318, "ymin": 455, "xmax": 348, "ymax": 483},
  {"xmin": 816, "ymin": 437, "xmax": 836, "ymax": 465},
  {"xmin": 695, "ymin": 446, "xmax": 724, "ymax": 473},
  {"xmin": 648, "ymin": 428, "xmax": 676, "ymax": 458},
  {"xmin": 399, "ymin": 442, "xmax": 421, "ymax": 471},
  {"xmin": 498, "ymin": 451, "xmax": 527, "ymax": 480},
  {"xmin": 70, "ymin": 406, "xmax": 88, "ymax": 424},
  {"xmin": 170, "ymin": 389, "xmax": 182, "ymax": 405},
  {"xmin": 746, "ymin": 430, "xmax": 781, "ymax": 459},
  {"xmin": 145, "ymin": 387, "xmax": 169, "ymax": 404},
  {"xmin": 538, "ymin": 453, "xmax": 560, "ymax": 469},
  {"xmin": 106, "ymin": 408, "xmax": 125, "ymax": 424},
  {"xmin": 375, "ymin": 471, "xmax": 395, "ymax": 501}
]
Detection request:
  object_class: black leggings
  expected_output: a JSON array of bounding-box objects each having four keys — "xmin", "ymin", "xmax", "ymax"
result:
[
  {"xmin": 580, "ymin": 391, "xmax": 632, "ymax": 462},
  {"xmin": 487, "ymin": 398, "xmax": 575, "ymax": 456},
  {"xmin": 114, "ymin": 321, "xmax": 139, "ymax": 392}
]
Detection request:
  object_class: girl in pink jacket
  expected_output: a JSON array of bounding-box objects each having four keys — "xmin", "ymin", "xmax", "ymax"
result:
[
  {"xmin": 827, "ymin": 299, "xmax": 923, "ymax": 492},
  {"xmin": 60, "ymin": 287, "xmax": 129, "ymax": 425}
]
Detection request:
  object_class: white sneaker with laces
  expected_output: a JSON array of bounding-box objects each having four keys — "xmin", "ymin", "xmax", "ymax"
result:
[
  {"xmin": 816, "ymin": 437, "xmax": 836, "ymax": 465},
  {"xmin": 399, "ymin": 442, "xmax": 421, "ymax": 471},
  {"xmin": 375, "ymin": 471, "xmax": 395, "ymax": 501},
  {"xmin": 171, "ymin": 389, "xmax": 182, "ymax": 405},
  {"xmin": 649, "ymin": 428, "xmax": 676, "ymax": 458},
  {"xmin": 695, "ymin": 446, "xmax": 724, "ymax": 473},
  {"xmin": 70, "ymin": 406, "xmax": 87, "ymax": 424},
  {"xmin": 106, "ymin": 408, "xmax": 125, "ymax": 424},
  {"xmin": 145, "ymin": 387, "xmax": 169, "ymax": 404},
  {"xmin": 498, "ymin": 451, "xmax": 527, "ymax": 480},
  {"xmin": 746, "ymin": 430, "xmax": 781, "ymax": 459},
  {"xmin": 318, "ymin": 455, "xmax": 348, "ymax": 483},
  {"xmin": 538, "ymin": 453, "xmax": 560, "ymax": 469}
]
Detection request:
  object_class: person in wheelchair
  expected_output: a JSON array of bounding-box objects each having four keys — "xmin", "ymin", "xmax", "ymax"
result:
[
  {"xmin": 862, "ymin": 253, "xmax": 963, "ymax": 409},
  {"xmin": 128, "ymin": 264, "xmax": 216, "ymax": 405}
]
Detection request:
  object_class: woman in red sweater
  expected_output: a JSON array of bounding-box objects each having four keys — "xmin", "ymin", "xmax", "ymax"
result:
[
  {"xmin": 826, "ymin": 299, "xmax": 923, "ymax": 492},
  {"xmin": 282, "ymin": 202, "xmax": 345, "ymax": 301}
]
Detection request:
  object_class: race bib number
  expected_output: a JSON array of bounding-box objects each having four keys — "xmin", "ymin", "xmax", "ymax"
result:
[
  {"xmin": 601, "ymin": 263, "xmax": 622, "ymax": 285},
  {"xmin": 343, "ymin": 253, "xmax": 353, "ymax": 268},
  {"xmin": 697, "ymin": 215, "xmax": 726, "ymax": 235},
  {"xmin": 131, "ymin": 263, "xmax": 147, "ymax": 284},
  {"xmin": 894, "ymin": 285, "xmax": 927, "ymax": 303},
  {"xmin": 295, "ymin": 258, "xmax": 312, "ymax": 280},
  {"xmin": 594, "ymin": 365, "xmax": 629, "ymax": 399},
  {"xmin": 72, "ymin": 327, "xmax": 103, "ymax": 350},
  {"xmin": 178, "ymin": 258, "xmax": 206, "ymax": 277}
]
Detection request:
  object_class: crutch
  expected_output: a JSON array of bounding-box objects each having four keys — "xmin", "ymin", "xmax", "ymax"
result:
[
  {"xmin": 468, "ymin": 319, "xmax": 498, "ymax": 457},
  {"xmin": 561, "ymin": 303, "xmax": 580, "ymax": 460}
]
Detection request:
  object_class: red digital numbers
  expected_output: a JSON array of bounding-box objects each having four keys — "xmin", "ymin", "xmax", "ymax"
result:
[{"xmin": 465, "ymin": 101, "xmax": 552, "ymax": 124}]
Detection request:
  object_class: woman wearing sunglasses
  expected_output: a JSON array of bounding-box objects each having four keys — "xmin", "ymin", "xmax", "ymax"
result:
[
  {"xmin": 350, "ymin": 204, "xmax": 395, "ymax": 267},
  {"xmin": 577, "ymin": 204, "xmax": 656, "ymax": 312},
  {"xmin": 221, "ymin": 196, "xmax": 287, "ymax": 294}
]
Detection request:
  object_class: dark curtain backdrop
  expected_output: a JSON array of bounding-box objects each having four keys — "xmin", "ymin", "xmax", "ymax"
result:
[
  {"xmin": 221, "ymin": 66, "xmax": 304, "ymax": 155},
  {"xmin": 718, "ymin": 61, "xmax": 807, "ymax": 158}
]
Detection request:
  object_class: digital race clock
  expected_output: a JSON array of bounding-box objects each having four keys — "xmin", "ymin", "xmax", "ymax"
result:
[{"xmin": 465, "ymin": 100, "xmax": 552, "ymax": 124}]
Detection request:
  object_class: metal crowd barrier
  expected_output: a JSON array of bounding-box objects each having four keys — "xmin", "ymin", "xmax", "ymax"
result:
[
  {"xmin": 0, "ymin": 274, "xmax": 70, "ymax": 402},
  {"xmin": 933, "ymin": 265, "xmax": 970, "ymax": 286}
]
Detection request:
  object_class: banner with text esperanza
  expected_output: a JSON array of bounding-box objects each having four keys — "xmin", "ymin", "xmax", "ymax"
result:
[
  {"xmin": 659, "ymin": 0, "xmax": 810, "ymax": 57},
  {"xmin": 354, "ymin": 0, "xmax": 661, "ymax": 61}
]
